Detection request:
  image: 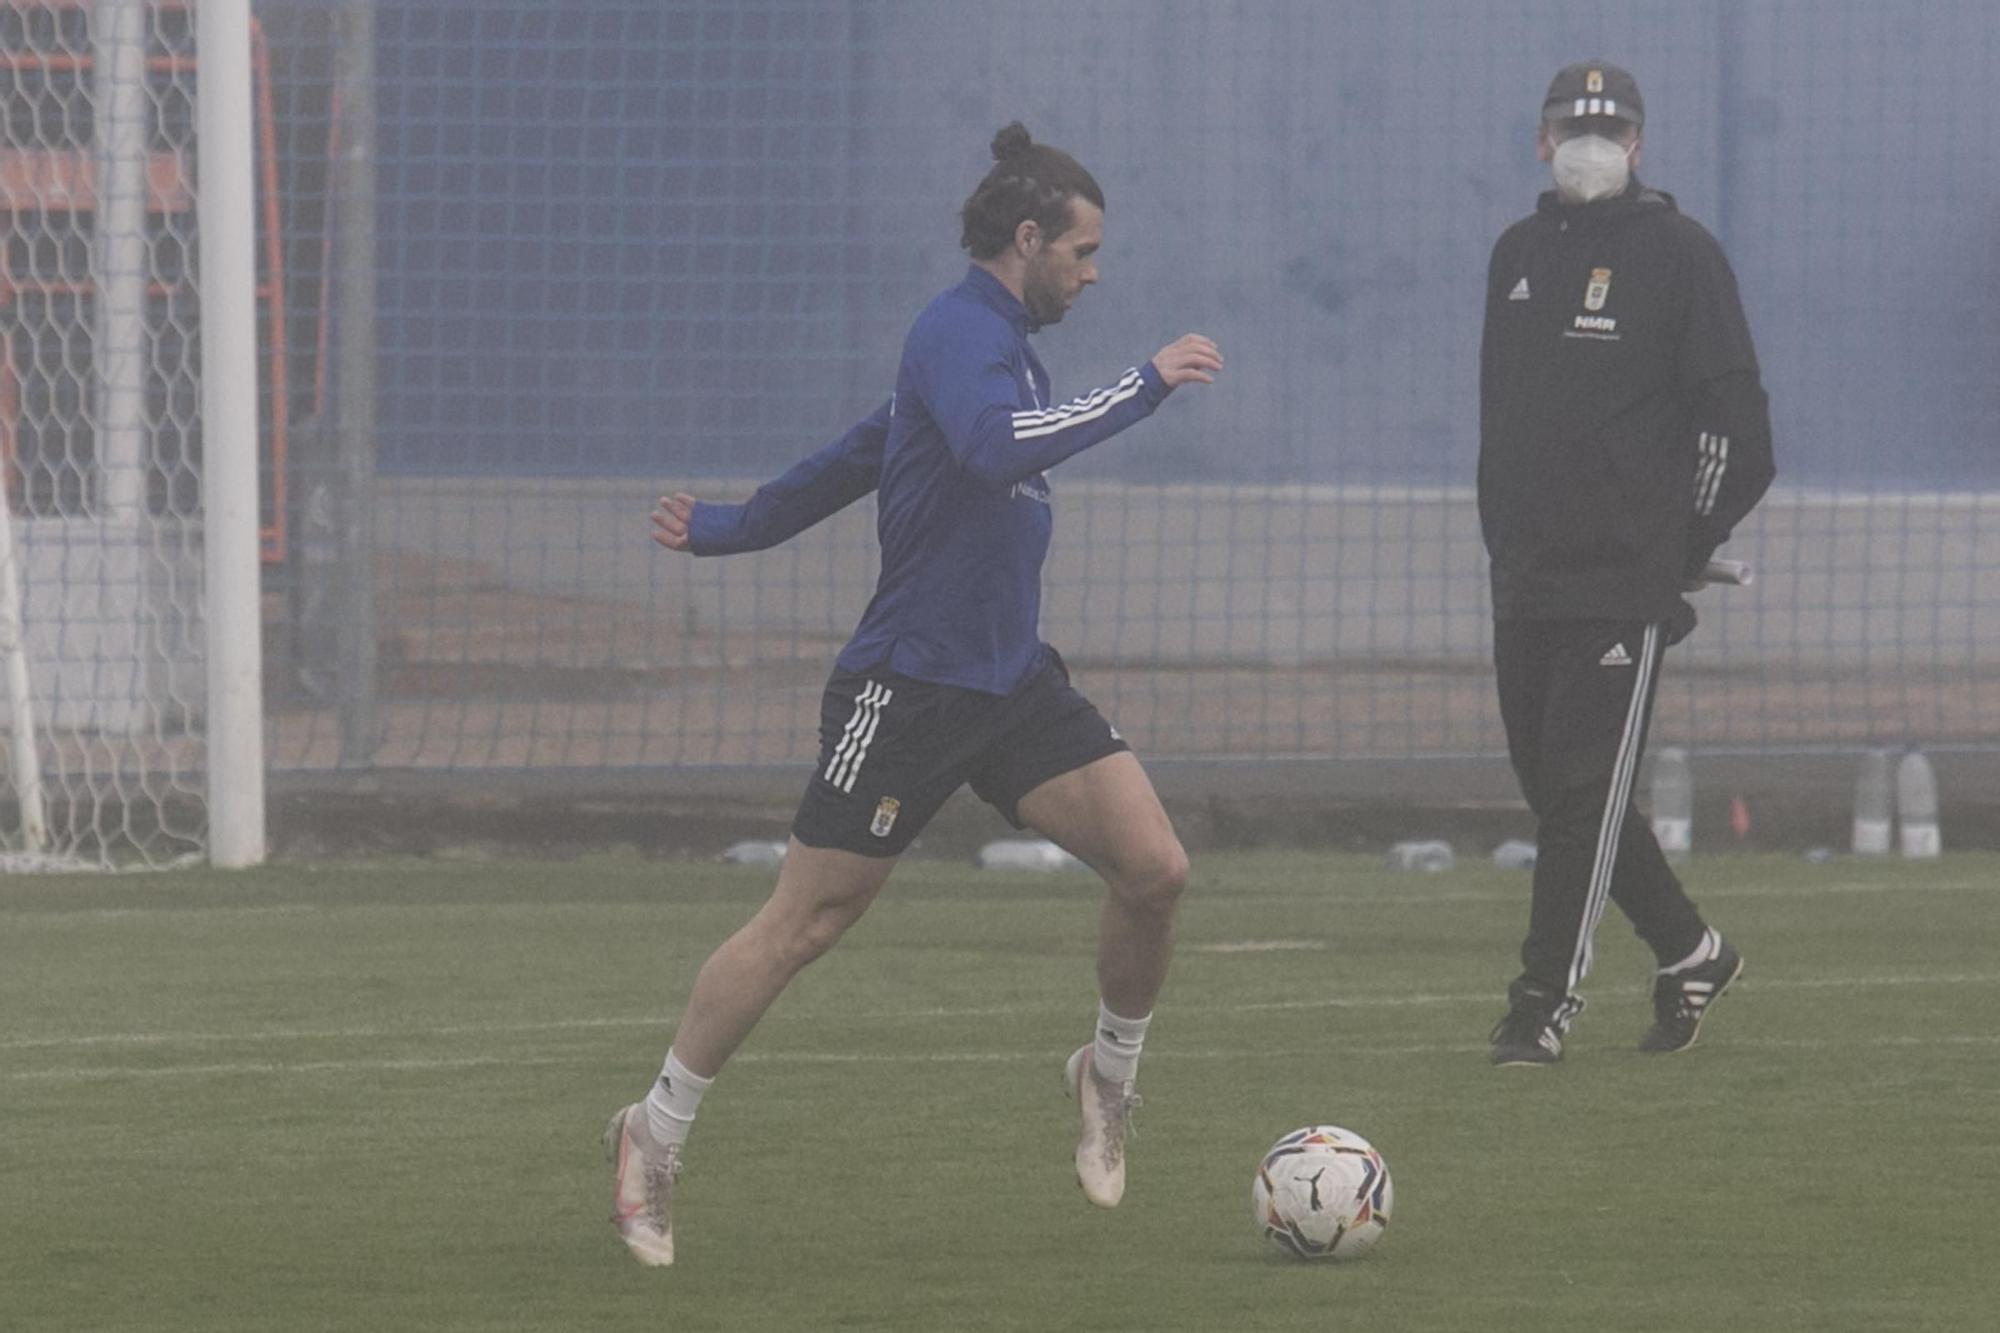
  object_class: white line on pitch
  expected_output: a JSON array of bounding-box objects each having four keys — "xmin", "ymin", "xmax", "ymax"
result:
[
  {"xmin": 5, "ymin": 972, "xmax": 1998, "ymax": 1054},
  {"xmin": 1697, "ymin": 879, "xmax": 1992, "ymax": 899},
  {"xmin": 9, "ymin": 1032, "xmax": 2000, "ymax": 1084},
  {"xmin": 1208, "ymin": 879, "xmax": 1997, "ymax": 906},
  {"xmin": 1188, "ymin": 940, "xmax": 1327, "ymax": 953},
  {"xmin": 0, "ymin": 1014, "xmax": 672, "ymax": 1051},
  {"xmin": 1230, "ymin": 972, "xmax": 2000, "ymax": 1013},
  {"xmin": 4, "ymin": 875, "xmax": 1988, "ymax": 925},
  {"xmin": 3, "ymin": 1054, "xmax": 596, "ymax": 1082}
]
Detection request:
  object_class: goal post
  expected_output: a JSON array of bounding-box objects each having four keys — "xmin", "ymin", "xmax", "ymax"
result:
[
  {"xmin": 0, "ymin": 0, "xmax": 267, "ymax": 869},
  {"xmin": 198, "ymin": 0, "xmax": 267, "ymax": 868}
]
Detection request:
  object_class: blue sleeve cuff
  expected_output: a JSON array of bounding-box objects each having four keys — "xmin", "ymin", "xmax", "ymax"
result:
[
  {"xmin": 683, "ymin": 501, "xmax": 742, "ymax": 557},
  {"xmin": 1138, "ymin": 359, "xmax": 1170, "ymax": 405}
]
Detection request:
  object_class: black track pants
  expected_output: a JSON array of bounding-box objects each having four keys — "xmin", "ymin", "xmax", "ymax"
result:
[{"xmin": 1493, "ymin": 618, "xmax": 1708, "ymax": 1015}]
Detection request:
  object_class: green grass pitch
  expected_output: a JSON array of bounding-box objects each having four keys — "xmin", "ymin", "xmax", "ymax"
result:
[{"xmin": 4, "ymin": 851, "xmax": 1997, "ymax": 1331}]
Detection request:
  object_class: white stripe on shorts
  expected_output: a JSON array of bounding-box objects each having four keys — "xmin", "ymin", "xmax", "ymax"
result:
[{"xmin": 825, "ymin": 681, "xmax": 892, "ymax": 793}]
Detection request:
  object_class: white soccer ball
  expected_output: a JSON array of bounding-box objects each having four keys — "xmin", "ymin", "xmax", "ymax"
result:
[{"xmin": 1251, "ymin": 1125, "xmax": 1394, "ymax": 1260}]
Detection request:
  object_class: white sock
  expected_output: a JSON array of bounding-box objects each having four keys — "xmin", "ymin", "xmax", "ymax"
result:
[
  {"xmin": 643, "ymin": 1049, "xmax": 712, "ymax": 1148},
  {"xmin": 1661, "ymin": 927, "xmax": 1720, "ymax": 976},
  {"xmin": 1091, "ymin": 1003, "xmax": 1151, "ymax": 1085}
]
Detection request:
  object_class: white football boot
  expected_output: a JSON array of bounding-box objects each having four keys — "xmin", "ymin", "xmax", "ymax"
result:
[
  {"xmin": 605, "ymin": 1103, "xmax": 682, "ymax": 1266},
  {"xmin": 1064, "ymin": 1045, "xmax": 1141, "ymax": 1208}
]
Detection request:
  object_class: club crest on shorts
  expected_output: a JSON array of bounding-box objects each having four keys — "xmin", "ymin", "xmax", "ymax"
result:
[
  {"xmin": 1584, "ymin": 267, "xmax": 1612, "ymax": 312},
  {"xmin": 870, "ymin": 796, "xmax": 901, "ymax": 838}
]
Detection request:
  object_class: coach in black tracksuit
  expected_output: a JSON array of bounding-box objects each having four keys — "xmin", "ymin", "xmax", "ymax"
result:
[{"xmin": 1479, "ymin": 62, "xmax": 1775, "ymax": 1066}]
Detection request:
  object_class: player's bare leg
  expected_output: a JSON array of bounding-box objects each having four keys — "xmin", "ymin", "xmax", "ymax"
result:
[
  {"xmin": 672, "ymin": 839, "xmax": 897, "ymax": 1073},
  {"xmin": 1019, "ymin": 751, "xmax": 1189, "ymax": 1206},
  {"xmin": 609, "ymin": 839, "xmax": 895, "ymax": 1265},
  {"xmin": 1021, "ymin": 752, "xmax": 1187, "ymax": 1016}
]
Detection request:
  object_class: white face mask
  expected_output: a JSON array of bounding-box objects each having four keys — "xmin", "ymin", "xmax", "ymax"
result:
[{"xmin": 1551, "ymin": 133, "xmax": 1633, "ymax": 204}]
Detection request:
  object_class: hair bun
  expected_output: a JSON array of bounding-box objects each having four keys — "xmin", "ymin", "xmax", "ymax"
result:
[{"xmin": 990, "ymin": 121, "xmax": 1033, "ymax": 162}]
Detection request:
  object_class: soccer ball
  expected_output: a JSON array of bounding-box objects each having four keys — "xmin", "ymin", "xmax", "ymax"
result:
[{"xmin": 1251, "ymin": 1125, "xmax": 1393, "ymax": 1260}]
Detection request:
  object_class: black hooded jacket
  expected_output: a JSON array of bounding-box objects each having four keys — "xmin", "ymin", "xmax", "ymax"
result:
[{"xmin": 1478, "ymin": 181, "xmax": 1774, "ymax": 626}]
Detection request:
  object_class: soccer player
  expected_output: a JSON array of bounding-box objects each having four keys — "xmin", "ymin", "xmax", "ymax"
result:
[
  {"xmin": 1478, "ymin": 63, "xmax": 1775, "ymax": 1066},
  {"xmin": 608, "ymin": 122, "xmax": 1224, "ymax": 1265}
]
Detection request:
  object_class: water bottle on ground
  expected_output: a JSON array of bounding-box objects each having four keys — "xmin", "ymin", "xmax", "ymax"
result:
[
  {"xmin": 1896, "ymin": 751, "xmax": 1942, "ymax": 858},
  {"xmin": 976, "ymin": 838, "xmax": 1084, "ymax": 871},
  {"xmin": 1851, "ymin": 750, "xmax": 1892, "ymax": 856},
  {"xmin": 1385, "ymin": 840, "xmax": 1454, "ymax": 872},
  {"xmin": 1650, "ymin": 746, "xmax": 1693, "ymax": 862},
  {"xmin": 721, "ymin": 840, "xmax": 788, "ymax": 866}
]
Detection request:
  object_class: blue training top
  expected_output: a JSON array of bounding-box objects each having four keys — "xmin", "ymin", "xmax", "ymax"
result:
[{"xmin": 686, "ymin": 265, "xmax": 1172, "ymax": 695}]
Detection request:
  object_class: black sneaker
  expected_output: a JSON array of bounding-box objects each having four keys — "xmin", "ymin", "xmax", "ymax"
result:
[
  {"xmin": 1638, "ymin": 937, "xmax": 1744, "ymax": 1053},
  {"xmin": 1489, "ymin": 979, "xmax": 1567, "ymax": 1067}
]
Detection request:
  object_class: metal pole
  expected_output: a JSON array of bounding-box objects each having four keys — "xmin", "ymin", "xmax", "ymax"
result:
[
  {"xmin": 333, "ymin": 0, "xmax": 379, "ymax": 768},
  {"xmin": 198, "ymin": 0, "xmax": 267, "ymax": 866}
]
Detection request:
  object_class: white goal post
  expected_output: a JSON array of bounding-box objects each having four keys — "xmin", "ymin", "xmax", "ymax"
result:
[
  {"xmin": 0, "ymin": 0, "xmax": 264, "ymax": 869},
  {"xmin": 198, "ymin": 0, "xmax": 267, "ymax": 868}
]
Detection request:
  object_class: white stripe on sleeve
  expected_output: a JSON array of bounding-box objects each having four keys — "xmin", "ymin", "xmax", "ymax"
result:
[
  {"xmin": 1695, "ymin": 433, "xmax": 1730, "ymax": 516},
  {"xmin": 1012, "ymin": 371, "xmax": 1145, "ymax": 442}
]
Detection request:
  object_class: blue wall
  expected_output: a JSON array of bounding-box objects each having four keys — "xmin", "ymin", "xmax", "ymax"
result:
[{"xmin": 363, "ymin": 0, "xmax": 2000, "ymax": 487}]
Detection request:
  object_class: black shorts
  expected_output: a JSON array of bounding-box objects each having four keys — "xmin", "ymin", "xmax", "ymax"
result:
[{"xmin": 791, "ymin": 648, "xmax": 1129, "ymax": 857}]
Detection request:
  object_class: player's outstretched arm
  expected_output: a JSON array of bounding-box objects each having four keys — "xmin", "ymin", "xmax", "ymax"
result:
[
  {"xmin": 926, "ymin": 324, "xmax": 1223, "ymax": 490},
  {"xmin": 651, "ymin": 399, "xmax": 892, "ymax": 556}
]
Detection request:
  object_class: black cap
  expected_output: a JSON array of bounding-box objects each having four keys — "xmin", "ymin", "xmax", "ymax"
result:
[{"xmin": 1542, "ymin": 61, "xmax": 1644, "ymax": 127}]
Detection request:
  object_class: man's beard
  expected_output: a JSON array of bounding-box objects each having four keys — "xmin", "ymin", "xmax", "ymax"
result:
[{"xmin": 1022, "ymin": 265, "xmax": 1067, "ymax": 326}]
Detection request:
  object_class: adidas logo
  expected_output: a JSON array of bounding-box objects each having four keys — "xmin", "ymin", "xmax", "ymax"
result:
[
  {"xmin": 1599, "ymin": 643, "xmax": 1632, "ymax": 667},
  {"xmin": 1538, "ymin": 1029, "xmax": 1562, "ymax": 1055},
  {"xmin": 1508, "ymin": 277, "xmax": 1531, "ymax": 301}
]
